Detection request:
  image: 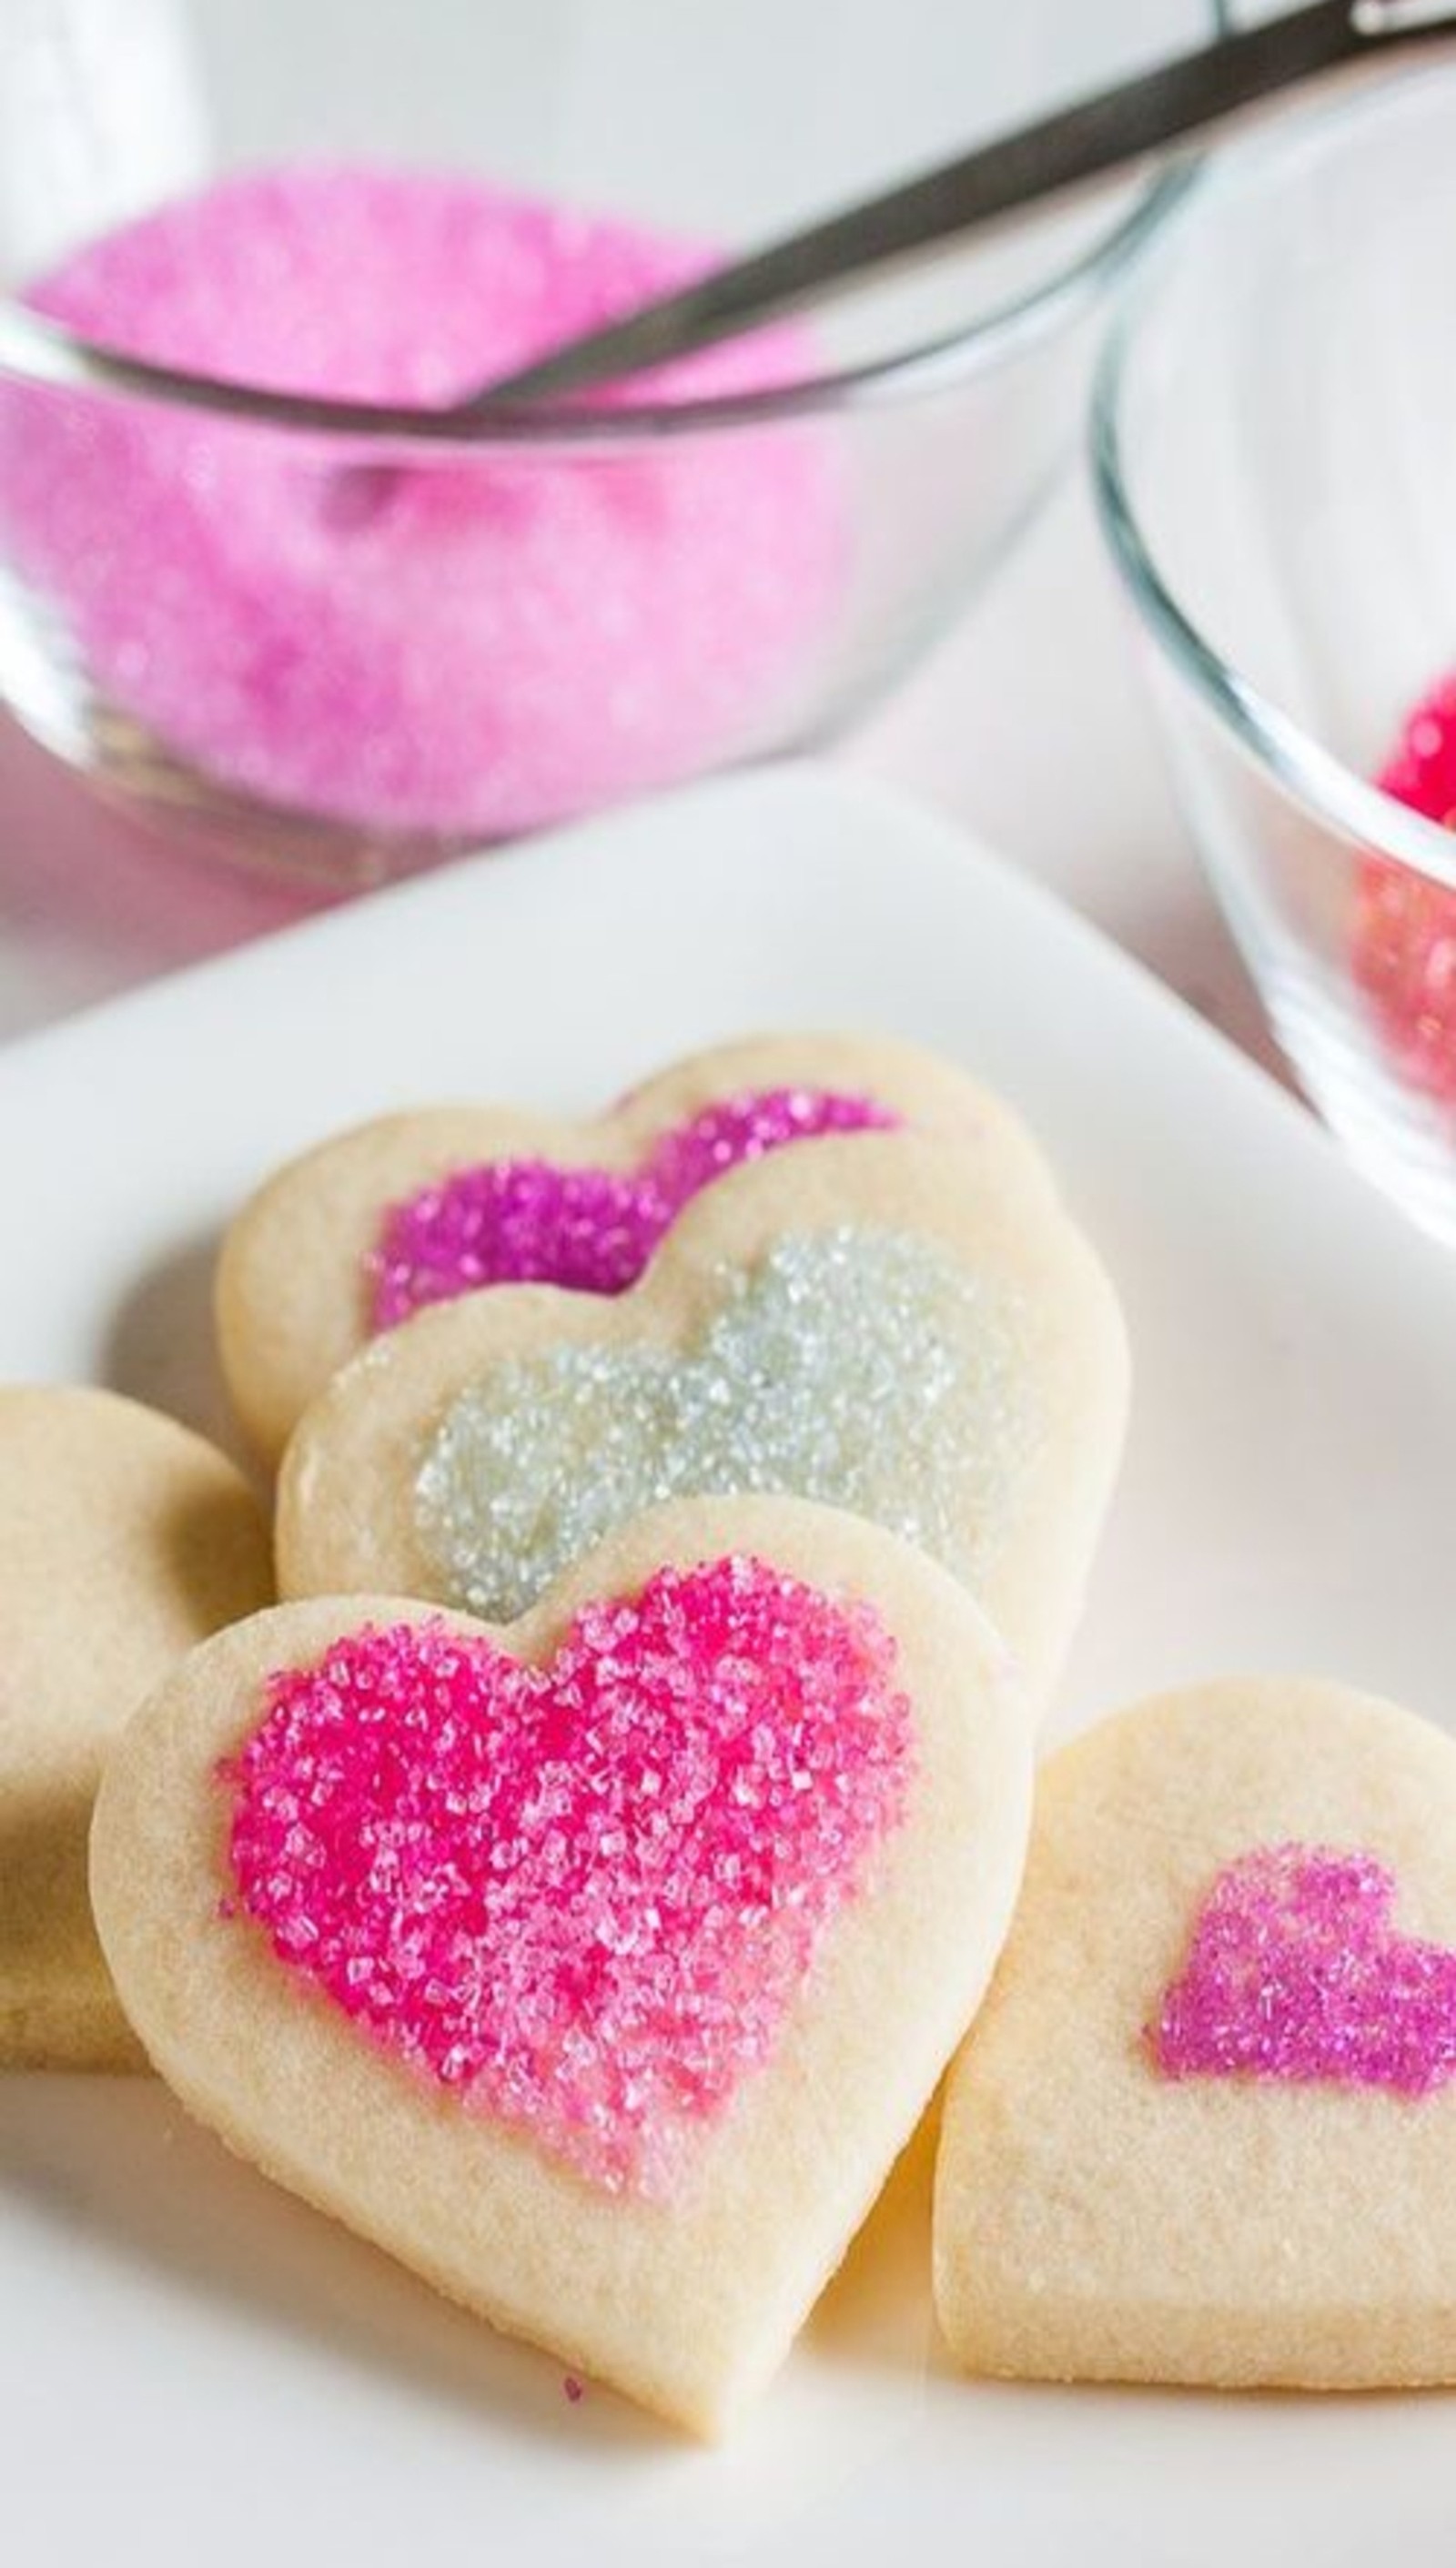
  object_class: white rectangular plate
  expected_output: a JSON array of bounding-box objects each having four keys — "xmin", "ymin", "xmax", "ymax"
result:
[{"xmin": 2, "ymin": 766, "xmax": 1453, "ymax": 2566}]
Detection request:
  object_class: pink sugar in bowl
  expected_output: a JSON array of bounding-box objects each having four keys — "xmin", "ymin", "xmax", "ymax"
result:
[
  {"xmin": 0, "ymin": 0, "xmax": 1218, "ymax": 882},
  {"xmin": 1094, "ymin": 58, "xmax": 1456, "ymax": 1249}
]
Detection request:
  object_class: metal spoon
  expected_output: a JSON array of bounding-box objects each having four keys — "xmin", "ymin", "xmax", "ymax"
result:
[
  {"xmin": 313, "ymin": 0, "xmax": 1456, "ymax": 524},
  {"xmin": 450, "ymin": 0, "xmax": 1456, "ymax": 413}
]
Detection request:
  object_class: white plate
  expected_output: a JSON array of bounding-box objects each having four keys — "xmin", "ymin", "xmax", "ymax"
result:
[{"xmin": 2, "ymin": 766, "xmax": 1452, "ymax": 2566}]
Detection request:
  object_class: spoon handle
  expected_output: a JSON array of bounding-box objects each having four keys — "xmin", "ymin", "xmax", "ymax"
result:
[{"xmin": 462, "ymin": 0, "xmax": 1456, "ymax": 411}]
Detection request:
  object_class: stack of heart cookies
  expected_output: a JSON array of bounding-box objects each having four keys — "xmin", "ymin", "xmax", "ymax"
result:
[{"xmin": 9, "ymin": 1027, "xmax": 1456, "ymax": 2433}]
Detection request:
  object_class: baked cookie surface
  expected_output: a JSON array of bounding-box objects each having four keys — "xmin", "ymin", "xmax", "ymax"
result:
[
  {"xmin": 935, "ymin": 1677, "xmax": 1456, "ymax": 2389},
  {"xmin": 0, "ymin": 1384, "xmax": 272, "ymax": 2067},
  {"xmin": 216, "ymin": 1031, "xmax": 1058, "ymax": 1461},
  {"xmin": 277, "ymin": 1134, "xmax": 1128, "ymax": 1714},
  {"xmin": 92, "ymin": 1494, "xmax": 1032, "ymax": 2434}
]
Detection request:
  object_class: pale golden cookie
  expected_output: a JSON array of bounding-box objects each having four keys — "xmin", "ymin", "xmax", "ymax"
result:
[
  {"xmin": 92, "ymin": 1495, "xmax": 1032, "ymax": 2435},
  {"xmin": 216, "ymin": 1030, "xmax": 1060, "ymax": 1463},
  {"xmin": 935, "ymin": 1678, "xmax": 1456, "ymax": 2389},
  {"xmin": 0, "ymin": 1384, "xmax": 272, "ymax": 2068},
  {"xmin": 275, "ymin": 1135, "xmax": 1128, "ymax": 1719}
]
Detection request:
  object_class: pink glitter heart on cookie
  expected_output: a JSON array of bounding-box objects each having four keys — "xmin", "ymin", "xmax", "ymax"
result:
[
  {"xmin": 366, "ymin": 1086, "xmax": 898, "ymax": 1328},
  {"xmin": 1150, "ymin": 1843, "xmax": 1456, "ymax": 2095},
  {"xmin": 224, "ymin": 1557, "xmax": 913, "ymax": 2196}
]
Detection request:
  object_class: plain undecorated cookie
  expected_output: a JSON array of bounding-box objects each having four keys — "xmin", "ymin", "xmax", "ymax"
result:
[
  {"xmin": 0, "ymin": 1384, "xmax": 272, "ymax": 2068},
  {"xmin": 935, "ymin": 1678, "xmax": 1456, "ymax": 2390},
  {"xmin": 216, "ymin": 1030, "xmax": 1061, "ymax": 1463},
  {"xmin": 275, "ymin": 1134, "xmax": 1128, "ymax": 1716},
  {"xmin": 91, "ymin": 1494, "xmax": 1032, "ymax": 2436}
]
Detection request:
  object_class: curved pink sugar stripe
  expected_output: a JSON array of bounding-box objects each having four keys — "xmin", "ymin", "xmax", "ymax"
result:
[
  {"xmin": 1150, "ymin": 1843, "xmax": 1456, "ymax": 2098},
  {"xmin": 224, "ymin": 1560, "xmax": 913, "ymax": 2197},
  {"xmin": 366, "ymin": 1084, "xmax": 900, "ymax": 1329},
  {"xmin": 369, "ymin": 1159, "xmax": 655, "ymax": 1323},
  {"xmin": 643, "ymin": 1087, "xmax": 900, "ymax": 1208}
]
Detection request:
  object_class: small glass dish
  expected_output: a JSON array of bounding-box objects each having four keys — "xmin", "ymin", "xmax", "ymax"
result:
[
  {"xmin": 0, "ymin": 0, "xmax": 1217, "ymax": 883},
  {"xmin": 1095, "ymin": 62, "xmax": 1456, "ymax": 1249}
]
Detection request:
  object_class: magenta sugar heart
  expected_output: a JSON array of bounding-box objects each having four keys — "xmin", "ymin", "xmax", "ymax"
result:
[
  {"xmin": 224, "ymin": 1556, "xmax": 914, "ymax": 2196},
  {"xmin": 365, "ymin": 1084, "xmax": 899, "ymax": 1328},
  {"xmin": 1150, "ymin": 1843, "xmax": 1456, "ymax": 2096}
]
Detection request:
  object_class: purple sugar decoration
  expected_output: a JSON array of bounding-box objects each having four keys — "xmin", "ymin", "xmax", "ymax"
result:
[
  {"xmin": 367, "ymin": 1083, "xmax": 899, "ymax": 1329},
  {"xmin": 0, "ymin": 165, "xmax": 841, "ymax": 835},
  {"xmin": 1150, "ymin": 1843, "xmax": 1456, "ymax": 2098},
  {"xmin": 223, "ymin": 1561, "xmax": 913, "ymax": 2197},
  {"xmin": 643, "ymin": 1087, "xmax": 899, "ymax": 1205}
]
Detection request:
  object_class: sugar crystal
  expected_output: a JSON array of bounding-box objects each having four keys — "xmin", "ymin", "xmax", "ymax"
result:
[
  {"xmin": 368, "ymin": 1086, "xmax": 897, "ymax": 1328},
  {"xmin": 0, "ymin": 166, "xmax": 840, "ymax": 836},
  {"xmin": 414, "ymin": 1225, "xmax": 1035, "ymax": 1621},
  {"xmin": 1150, "ymin": 1843, "xmax": 1456, "ymax": 2096},
  {"xmin": 224, "ymin": 1561, "xmax": 913, "ymax": 2196}
]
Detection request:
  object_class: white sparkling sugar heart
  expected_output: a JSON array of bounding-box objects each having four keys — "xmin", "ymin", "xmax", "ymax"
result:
[{"xmin": 414, "ymin": 1226, "xmax": 1033, "ymax": 1623}]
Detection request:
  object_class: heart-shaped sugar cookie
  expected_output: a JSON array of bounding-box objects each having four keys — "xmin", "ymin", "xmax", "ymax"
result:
[
  {"xmin": 934, "ymin": 1677, "xmax": 1456, "ymax": 2389},
  {"xmin": 0, "ymin": 1385, "xmax": 272, "ymax": 2068},
  {"xmin": 216, "ymin": 1031, "xmax": 1056, "ymax": 1462},
  {"xmin": 91, "ymin": 1495, "xmax": 1031, "ymax": 2434},
  {"xmin": 277, "ymin": 1135, "xmax": 1127, "ymax": 1714}
]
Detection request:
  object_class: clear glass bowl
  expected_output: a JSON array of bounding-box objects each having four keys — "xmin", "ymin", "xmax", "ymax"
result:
[
  {"xmin": 1095, "ymin": 64, "xmax": 1456, "ymax": 1249},
  {"xmin": 0, "ymin": 0, "xmax": 1216, "ymax": 882}
]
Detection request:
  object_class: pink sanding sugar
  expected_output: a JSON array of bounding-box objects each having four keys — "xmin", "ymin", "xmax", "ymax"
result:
[
  {"xmin": 1149, "ymin": 1844, "xmax": 1456, "ymax": 2097},
  {"xmin": 0, "ymin": 165, "xmax": 841, "ymax": 835},
  {"xmin": 223, "ymin": 1561, "xmax": 913, "ymax": 2196},
  {"xmin": 1355, "ymin": 674, "xmax": 1456, "ymax": 1103},
  {"xmin": 367, "ymin": 1084, "xmax": 901, "ymax": 1329}
]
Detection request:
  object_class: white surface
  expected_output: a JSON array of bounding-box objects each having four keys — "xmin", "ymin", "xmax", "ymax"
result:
[{"xmin": 1, "ymin": 765, "xmax": 1453, "ymax": 2566}]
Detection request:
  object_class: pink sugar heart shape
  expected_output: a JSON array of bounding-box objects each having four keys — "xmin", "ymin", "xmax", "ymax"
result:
[
  {"xmin": 366, "ymin": 1086, "xmax": 899, "ymax": 1328},
  {"xmin": 1151, "ymin": 1843, "xmax": 1456, "ymax": 2097},
  {"xmin": 934, "ymin": 1681, "xmax": 1456, "ymax": 2393},
  {"xmin": 224, "ymin": 1559, "xmax": 915, "ymax": 2197},
  {"xmin": 91, "ymin": 1499, "xmax": 1031, "ymax": 2432}
]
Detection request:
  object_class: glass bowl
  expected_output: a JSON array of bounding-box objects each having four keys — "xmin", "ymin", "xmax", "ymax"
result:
[
  {"xmin": 0, "ymin": 0, "xmax": 1216, "ymax": 883},
  {"xmin": 1094, "ymin": 63, "xmax": 1456, "ymax": 1249}
]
